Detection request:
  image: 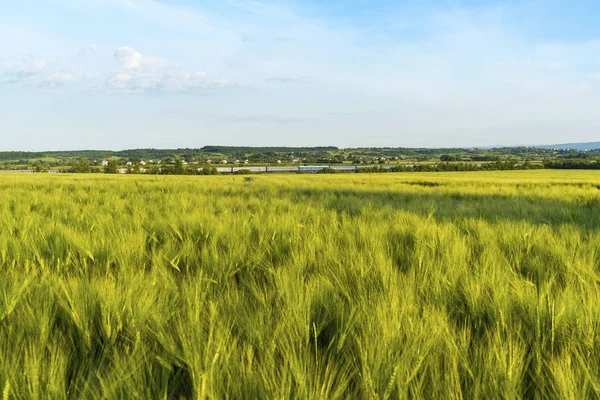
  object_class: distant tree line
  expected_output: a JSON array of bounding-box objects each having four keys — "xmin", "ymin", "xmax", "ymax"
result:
[
  {"xmin": 9, "ymin": 145, "xmax": 600, "ymax": 174},
  {"xmin": 403, "ymin": 161, "xmax": 544, "ymax": 172},
  {"xmin": 6, "ymin": 145, "xmax": 600, "ymax": 167},
  {"xmin": 28, "ymin": 157, "xmax": 600, "ymax": 174},
  {"xmin": 440, "ymin": 154, "xmax": 502, "ymax": 162},
  {"xmin": 544, "ymin": 160, "xmax": 600, "ymax": 170},
  {"xmin": 144, "ymin": 160, "xmax": 219, "ymax": 175}
]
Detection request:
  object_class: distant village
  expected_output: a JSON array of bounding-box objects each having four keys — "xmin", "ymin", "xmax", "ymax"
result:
[
  {"xmin": 101, "ymin": 156, "xmax": 294, "ymax": 173},
  {"xmin": 99, "ymin": 155, "xmax": 407, "ymax": 174},
  {"xmin": 1, "ymin": 145, "xmax": 598, "ymax": 173}
]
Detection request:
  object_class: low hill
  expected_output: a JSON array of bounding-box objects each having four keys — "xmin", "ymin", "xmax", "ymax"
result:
[{"xmin": 535, "ymin": 142, "xmax": 600, "ymax": 151}]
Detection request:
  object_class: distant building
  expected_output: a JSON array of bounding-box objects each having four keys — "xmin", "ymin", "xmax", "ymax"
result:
[
  {"xmin": 244, "ymin": 160, "xmax": 249, "ymax": 164},
  {"xmin": 139, "ymin": 160, "xmax": 146, "ymax": 166},
  {"xmin": 101, "ymin": 160, "xmax": 109, "ymax": 167},
  {"xmin": 220, "ymin": 160, "xmax": 228, "ymax": 164},
  {"xmin": 276, "ymin": 160, "xmax": 282, "ymax": 164}
]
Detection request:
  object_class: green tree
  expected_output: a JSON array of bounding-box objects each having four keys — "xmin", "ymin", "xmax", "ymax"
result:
[
  {"xmin": 173, "ymin": 159, "xmax": 185, "ymax": 175},
  {"xmin": 34, "ymin": 161, "xmax": 45, "ymax": 173},
  {"xmin": 75, "ymin": 158, "xmax": 90, "ymax": 173},
  {"xmin": 201, "ymin": 166, "xmax": 218, "ymax": 175},
  {"xmin": 104, "ymin": 160, "xmax": 118, "ymax": 174},
  {"xmin": 440, "ymin": 155, "xmax": 457, "ymax": 162}
]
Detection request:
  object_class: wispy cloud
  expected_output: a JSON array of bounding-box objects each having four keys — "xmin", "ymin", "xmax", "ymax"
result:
[
  {"xmin": 77, "ymin": 44, "xmax": 98, "ymax": 56},
  {"xmin": 106, "ymin": 46, "xmax": 235, "ymax": 94},
  {"xmin": 1, "ymin": 58, "xmax": 49, "ymax": 85},
  {"xmin": 0, "ymin": 56, "xmax": 83, "ymax": 89},
  {"xmin": 1, "ymin": 45, "xmax": 235, "ymax": 95}
]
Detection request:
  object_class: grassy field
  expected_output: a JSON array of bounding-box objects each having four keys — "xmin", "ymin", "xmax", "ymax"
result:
[{"xmin": 1, "ymin": 170, "xmax": 600, "ymax": 399}]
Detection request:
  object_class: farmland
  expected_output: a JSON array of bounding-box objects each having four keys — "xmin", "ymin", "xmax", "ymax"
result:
[{"xmin": 2, "ymin": 170, "xmax": 600, "ymax": 398}]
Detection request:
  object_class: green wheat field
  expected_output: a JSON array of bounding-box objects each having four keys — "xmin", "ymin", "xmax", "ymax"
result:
[{"xmin": 2, "ymin": 170, "xmax": 600, "ymax": 399}]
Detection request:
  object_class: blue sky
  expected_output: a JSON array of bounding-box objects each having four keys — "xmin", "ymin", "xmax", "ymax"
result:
[{"xmin": 1, "ymin": 0, "xmax": 600, "ymax": 150}]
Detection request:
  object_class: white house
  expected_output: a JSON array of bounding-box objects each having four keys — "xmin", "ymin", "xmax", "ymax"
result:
[{"xmin": 101, "ymin": 160, "xmax": 109, "ymax": 167}]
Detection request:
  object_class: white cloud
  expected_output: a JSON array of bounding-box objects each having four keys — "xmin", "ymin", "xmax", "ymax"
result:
[
  {"xmin": 2, "ymin": 59, "xmax": 48, "ymax": 79},
  {"xmin": 0, "ymin": 58, "xmax": 50, "ymax": 85},
  {"xmin": 114, "ymin": 46, "xmax": 161, "ymax": 70},
  {"xmin": 1, "ymin": 57, "xmax": 81, "ymax": 89},
  {"xmin": 0, "ymin": 45, "xmax": 233, "ymax": 95},
  {"xmin": 106, "ymin": 46, "xmax": 234, "ymax": 94},
  {"xmin": 115, "ymin": 46, "xmax": 142, "ymax": 69}
]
